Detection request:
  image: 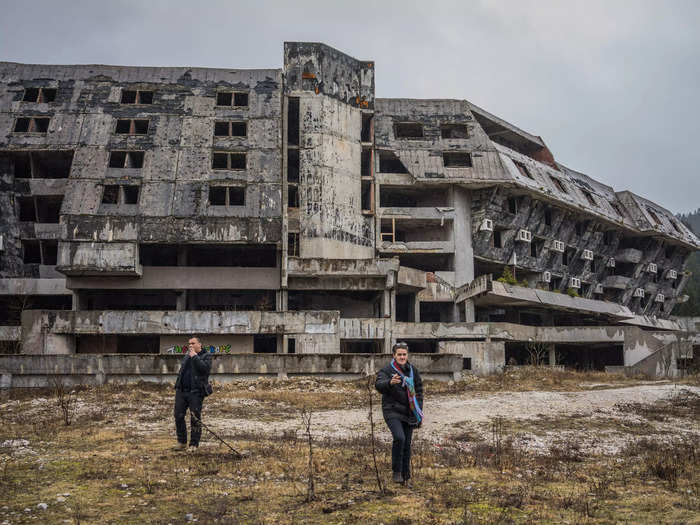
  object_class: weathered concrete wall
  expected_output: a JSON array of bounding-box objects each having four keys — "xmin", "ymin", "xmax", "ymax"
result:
[
  {"xmin": 0, "ymin": 352, "xmax": 461, "ymax": 387},
  {"xmin": 439, "ymin": 340, "xmax": 505, "ymax": 375}
]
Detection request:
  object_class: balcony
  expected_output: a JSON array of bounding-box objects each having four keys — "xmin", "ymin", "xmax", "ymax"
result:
[
  {"xmin": 603, "ymin": 275, "xmax": 631, "ymax": 290},
  {"xmin": 616, "ymin": 248, "xmax": 643, "ymax": 264}
]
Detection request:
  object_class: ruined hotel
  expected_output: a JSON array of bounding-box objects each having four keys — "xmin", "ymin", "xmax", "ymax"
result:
[{"xmin": 0, "ymin": 42, "xmax": 698, "ymax": 386}]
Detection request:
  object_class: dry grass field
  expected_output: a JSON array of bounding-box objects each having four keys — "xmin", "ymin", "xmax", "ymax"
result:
[{"xmin": 1, "ymin": 368, "xmax": 699, "ymax": 524}]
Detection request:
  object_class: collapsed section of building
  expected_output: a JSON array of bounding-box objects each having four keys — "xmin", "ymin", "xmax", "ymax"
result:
[{"xmin": 0, "ymin": 42, "xmax": 698, "ymax": 385}]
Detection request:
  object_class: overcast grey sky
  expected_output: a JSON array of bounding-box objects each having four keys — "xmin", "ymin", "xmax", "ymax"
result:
[{"xmin": 1, "ymin": 0, "xmax": 698, "ymax": 213}]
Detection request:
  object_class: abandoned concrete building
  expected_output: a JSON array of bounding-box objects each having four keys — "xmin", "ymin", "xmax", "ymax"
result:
[{"xmin": 1, "ymin": 42, "xmax": 698, "ymax": 385}]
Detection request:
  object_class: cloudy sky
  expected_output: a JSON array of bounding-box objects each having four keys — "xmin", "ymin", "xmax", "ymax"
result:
[{"xmin": 1, "ymin": 0, "xmax": 698, "ymax": 213}]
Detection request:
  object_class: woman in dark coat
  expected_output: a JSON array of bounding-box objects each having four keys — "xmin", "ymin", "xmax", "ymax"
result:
[{"xmin": 375, "ymin": 341, "xmax": 423, "ymax": 484}]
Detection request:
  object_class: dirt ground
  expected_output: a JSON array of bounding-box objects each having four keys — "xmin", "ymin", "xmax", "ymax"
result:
[{"xmin": 1, "ymin": 368, "xmax": 699, "ymax": 524}]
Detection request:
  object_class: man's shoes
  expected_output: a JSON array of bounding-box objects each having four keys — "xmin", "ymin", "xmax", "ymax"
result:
[
  {"xmin": 402, "ymin": 475, "xmax": 413, "ymax": 488},
  {"xmin": 392, "ymin": 472, "xmax": 404, "ymax": 484},
  {"xmin": 171, "ymin": 442, "xmax": 187, "ymax": 451},
  {"xmin": 187, "ymin": 445, "xmax": 199, "ymax": 454}
]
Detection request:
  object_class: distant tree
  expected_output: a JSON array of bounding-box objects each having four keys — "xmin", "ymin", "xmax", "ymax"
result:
[{"xmin": 674, "ymin": 209, "xmax": 700, "ymax": 316}]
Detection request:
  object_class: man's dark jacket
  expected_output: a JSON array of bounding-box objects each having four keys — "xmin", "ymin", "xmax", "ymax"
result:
[
  {"xmin": 375, "ymin": 361, "xmax": 423, "ymax": 426},
  {"xmin": 174, "ymin": 350, "xmax": 212, "ymax": 394}
]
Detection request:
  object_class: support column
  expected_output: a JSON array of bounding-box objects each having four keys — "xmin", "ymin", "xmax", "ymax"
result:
[
  {"xmin": 548, "ymin": 344, "xmax": 556, "ymax": 366},
  {"xmin": 453, "ymin": 186, "xmax": 475, "ymax": 322},
  {"xmin": 176, "ymin": 291, "xmax": 187, "ymax": 311},
  {"xmin": 414, "ymin": 295, "xmax": 421, "ymax": 323}
]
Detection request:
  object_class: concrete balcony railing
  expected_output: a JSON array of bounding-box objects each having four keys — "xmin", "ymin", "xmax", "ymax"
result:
[
  {"xmin": 616, "ymin": 248, "xmax": 643, "ymax": 264},
  {"xmin": 378, "ymin": 207, "xmax": 455, "ymax": 221},
  {"xmin": 339, "ymin": 318, "xmax": 391, "ymax": 340},
  {"xmin": 379, "ymin": 240, "xmax": 454, "ymax": 253},
  {"xmin": 603, "ymin": 275, "xmax": 632, "ymax": 290}
]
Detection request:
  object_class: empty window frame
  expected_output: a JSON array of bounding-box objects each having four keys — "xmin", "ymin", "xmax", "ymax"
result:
[
  {"xmin": 493, "ymin": 230, "xmax": 502, "ymax": 248},
  {"xmin": 13, "ymin": 117, "xmax": 50, "ymax": 133},
  {"xmin": 214, "ymin": 121, "xmax": 247, "ymax": 137},
  {"xmin": 287, "ymin": 148, "xmax": 300, "ymax": 183},
  {"xmin": 361, "ymin": 113, "xmax": 373, "ymax": 143},
  {"xmin": 581, "ymin": 189, "xmax": 597, "ymax": 206},
  {"xmin": 544, "ymin": 207, "xmax": 553, "ymax": 227},
  {"xmin": 209, "ymin": 186, "xmax": 245, "ymax": 206},
  {"xmin": 108, "ymin": 151, "xmax": 145, "ymax": 168},
  {"xmin": 22, "ymin": 240, "xmax": 41, "ymax": 264},
  {"xmin": 361, "ymin": 180, "xmax": 374, "ymax": 213},
  {"xmin": 442, "ymin": 151, "xmax": 472, "ymax": 168},
  {"xmin": 212, "ymin": 151, "xmax": 246, "ymax": 170},
  {"xmin": 513, "ymin": 160, "xmax": 534, "ymax": 180},
  {"xmin": 394, "ymin": 122, "xmax": 424, "ymax": 139},
  {"xmin": 378, "ymin": 151, "xmax": 409, "ymax": 173},
  {"xmin": 440, "ymin": 123, "xmax": 469, "ymax": 139},
  {"xmin": 102, "ymin": 184, "xmax": 140, "ymax": 205},
  {"xmin": 361, "ymin": 147, "xmax": 372, "ymax": 177},
  {"xmin": 17, "ymin": 196, "xmax": 36, "ymax": 221},
  {"xmin": 216, "ymin": 91, "xmax": 249, "ymax": 107},
  {"xmin": 22, "ymin": 87, "xmax": 56, "ymax": 103},
  {"xmin": 287, "ymin": 97, "xmax": 300, "ymax": 145},
  {"xmin": 550, "ymin": 176, "xmax": 569, "ymax": 194},
  {"xmin": 288, "ymin": 185, "xmax": 299, "ymax": 208},
  {"xmin": 120, "ymin": 90, "xmax": 154, "ymax": 104},
  {"xmin": 115, "ymin": 119, "xmax": 149, "ymax": 135},
  {"xmin": 41, "ymin": 241, "xmax": 58, "ymax": 265},
  {"xmin": 288, "ymin": 232, "xmax": 300, "ymax": 257},
  {"xmin": 507, "ymin": 197, "xmax": 518, "ymax": 214}
]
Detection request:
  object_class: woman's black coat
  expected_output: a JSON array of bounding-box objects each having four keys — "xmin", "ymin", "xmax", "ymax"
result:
[{"xmin": 375, "ymin": 361, "xmax": 423, "ymax": 425}]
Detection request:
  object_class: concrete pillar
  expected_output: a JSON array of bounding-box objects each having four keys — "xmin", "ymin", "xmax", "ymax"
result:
[
  {"xmin": 176, "ymin": 291, "xmax": 187, "ymax": 311},
  {"xmin": 414, "ymin": 295, "xmax": 421, "ymax": 323},
  {"xmin": 548, "ymin": 344, "xmax": 556, "ymax": 366},
  {"xmin": 452, "ymin": 186, "xmax": 475, "ymax": 322},
  {"xmin": 381, "ymin": 290, "xmax": 392, "ymax": 319},
  {"xmin": 277, "ymin": 290, "xmax": 288, "ymax": 311},
  {"xmin": 72, "ymin": 291, "xmax": 86, "ymax": 311}
]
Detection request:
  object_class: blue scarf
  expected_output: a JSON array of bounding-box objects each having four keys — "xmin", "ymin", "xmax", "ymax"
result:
[{"xmin": 391, "ymin": 359, "xmax": 423, "ymax": 424}]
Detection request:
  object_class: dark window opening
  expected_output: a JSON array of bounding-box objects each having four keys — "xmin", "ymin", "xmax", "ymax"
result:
[
  {"xmin": 361, "ymin": 148, "xmax": 372, "ymax": 177},
  {"xmin": 287, "ymin": 97, "xmax": 300, "ymax": 146},
  {"xmin": 31, "ymin": 151, "xmax": 73, "ymax": 178},
  {"xmin": 18, "ymin": 196, "xmax": 36, "ymax": 221},
  {"xmin": 507, "ymin": 197, "xmax": 517, "ymax": 214},
  {"xmin": 378, "ymin": 151, "xmax": 409, "ymax": 173},
  {"xmin": 254, "ymin": 335, "xmax": 277, "ymax": 353},
  {"xmin": 214, "ymin": 121, "xmax": 247, "ymax": 137},
  {"xmin": 212, "ymin": 152, "xmax": 246, "ymax": 170},
  {"xmin": 117, "ymin": 336, "xmax": 159, "ymax": 354},
  {"xmin": 22, "ymin": 240, "xmax": 41, "ymax": 264},
  {"xmin": 229, "ymin": 186, "xmax": 245, "ymax": 206},
  {"xmin": 115, "ymin": 119, "xmax": 149, "ymax": 135},
  {"xmin": 288, "ymin": 337, "xmax": 296, "ymax": 354},
  {"xmin": 618, "ymin": 236, "xmax": 643, "ymax": 250},
  {"xmin": 530, "ymin": 240, "xmax": 539, "ymax": 257},
  {"xmin": 582, "ymin": 190, "xmax": 597, "ymax": 206},
  {"xmin": 13, "ymin": 118, "xmax": 30, "ymax": 132},
  {"xmin": 109, "ymin": 151, "xmax": 144, "ymax": 168},
  {"xmin": 230, "ymin": 121, "xmax": 246, "ymax": 136},
  {"xmin": 462, "ymin": 357, "xmax": 472, "ymax": 370},
  {"xmin": 288, "ymin": 290, "xmax": 382, "ymax": 318},
  {"xmin": 187, "ymin": 244, "xmax": 277, "ymax": 267},
  {"xmin": 420, "ymin": 302, "xmax": 452, "ymax": 322},
  {"xmin": 442, "ymin": 151, "xmax": 472, "ymax": 167},
  {"xmin": 361, "ymin": 113, "xmax": 373, "ymax": 143},
  {"xmin": 216, "ymin": 92, "xmax": 232, "ymax": 106},
  {"xmin": 102, "ymin": 185, "xmax": 119, "ymax": 204},
  {"xmin": 83, "ymin": 291, "xmax": 178, "ymax": 311},
  {"xmin": 604, "ymin": 230, "xmax": 615, "ymax": 246},
  {"xmin": 396, "ymin": 294, "xmax": 416, "ymax": 322},
  {"xmin": 513, "ymin": 160, "xmax": 534, "ymax": 179},
  {"xmin": 13, "ymin": 153, "xmax": 31, "ymax": 177},
  {"xmin": 139, "ymin": 244, "xmax": 178, "ymax": 266},
  {"xmin": 214, "ymin": 121, "xmax": 229, "ymax": 136},
  {"xmin": 394, "ymin": 253, "xmax": 453, "ymax": 272},
  {"xmin": 591, "ymin": 258, "xmax": 598, "ymax": 273},
  {"xmin": 22, "ymin": 88, "xmax": 39, "ymax": 102},
  {"xmin": 288, "ymin": 185, "xmax": 299, "ymax": 208},
  {"xmin": 575, "ymin": 222, "xmax": 586, "ymax": 237},
  {"xmin": 35, "ymin": 196, "xmax": 62, "ymax": 222},
  {"xmin": 233, "ymin": 92, "xmax": 249, "ymax": 107},
  {"xmin": 551, "ymin": 176, "xmax": 568, "ymax": 194},
  {"xmin": 187, "ymin": 290, "xmax": 275, "ymax": 311},
  {"xmin": 121, "ymin": 90, "xmax": 153, "ymax": 104},
  {"xmin": 0, "ymin": 295, "xmax": 71, "ymax": 325},
  {"xmin": 563, "ymin": 247, "xmax": 576, "ymax": 266},
  {"xmin": 361, "ymin": 180, "xmax": 373, "ymax": 212},
  {"xmin": 441, "ymin": 123, "xmax": 468, "ymax": 139},
  {"xmin": 340, "ymin": 340, "xmax": 383, "ymax": 354},
  {"xmin": 544, "ymin": 208, "xmax": 552, "ymax": 227},
  {"xmin": 493, "ymin": 230, "xmax": 502, "ymax": 248},
  {"xmin": 665, "ymin": 245, "xmax": 675, "ymax": 259},
  {"xmin": 41, "ymin": 241, "xmax": 58, "ymax": 265},
  {"xmin": 209, "ymin": 186, "xmax": 244, "ymax": 206},
  {"xmin": 123, "ymin": 185, "xmax": 140, "ymax": 204},
  {"xmin": 23, "ymin": 87, "xmax": 56, "ymax": 103},
  {"xmin": 394, "ymin": 122, "xmax": 424, "ymax": 139},
  {"xmin": 616, "ymin": 262, "xmax": 636, "ymax": 278},
  {"xmin": 380, "ymin": 186, "xmax": 449, "ymax": 207},
  {"xmin": 288, "ymin": 232, "xmax": 300, "ymax": 257},
  {"xmin": 287, "ymin": 148, "xmax": 299, "ymax": 182},
  {"xmin": 400, "ymin": 339, "xmax": 438, "ymax": 354},
  {"xmin": 120, "ymin": 90, "xmax": 136, "ymax": 104},
  {"xmin": 14, "ymin": 117, "xmax": 50, "ymax": 133}
]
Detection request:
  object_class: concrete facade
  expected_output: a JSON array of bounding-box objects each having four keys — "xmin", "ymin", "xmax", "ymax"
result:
[{"xmin": 1, "ymin": 42, "xmax": 698, "ymax": 381}]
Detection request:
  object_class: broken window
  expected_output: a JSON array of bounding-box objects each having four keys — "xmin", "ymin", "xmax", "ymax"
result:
[
  {"xmin": 17, "ymin": 197, "xmax": 36, "ymax": 221},
  {"xmin": 493, "ymin": 230, "xmax": 502, "ymax": 248},
  {"xmin": 120, "ymin": 90, "xmax": 154, "ymax": 104},
  {"xmin": 603, "ymin": 230, "xmax": 615, "ymax": 246},
  {"xmin": 544, "ymin": 208, "xmax": 552, "ymax": 227},
  {"xmin": 209, "ymin": 186, "xmax": 245, "ymax": 206},
  {"xmin": 361, "ymin": 180, "xmax": 373, "ymax": 213},
  {"xmin": 287, "ymin": 97, "xmax": 300, "ymax": 145},
  {"xmin": 582, "ymin": 189, "xmax": 597, "ymax": 206},
  {"xmin": 513, "ymin": 160, "xmax": 534, "ymax": 180},
  {"xmin": 13, "ymin": 117, "xmax": 50, "ymax": 133},
  {"xmin": 139, "ymin": 244, "xmax": 179, "ymax": 266},
  {"xmin": 550, "ymin": 176, "xmax": 569, "ymax": 194},
  {"xmin": 101, "ymin": 185, "xmax": 139, "ymax": 205},
  {"xmin": 287, "ymin": 337, "xmax": 296, "ymax": 354},
  {"xmin": 361, "ymin": 113, "xmax": 373, "ymax": 143},
  {"xmin": 254, "ymin": 335, "xmax": 277, "ymax": 353},
  {"xmin": 108, "ymin": 151, "xmax": 144, "ymax": 168},
  {"xmin": 442, "ymin": 151, "xmax": 472, "ymax": 168},
  {"xmin": 35, "ymin": 196, "xmax": 62, "ymax": 223},
  {"xmin": 575, "ymin": 221, "xmax": 586, "ymax": 237},
  {"xmin": 507, "ymin": 197, "xmax": 517, "ymax": 214},
  {"xmin": 31, "ymin": 151, "xmax": 73, "ymax": 178},
  {"xmin": 361, "ymin": 148, "xmax": 372, "ymax": 177},
  {"xmin": 22, "ymin": 87, "xmax": 56, "ymax": 103},
  {"xmin": 440, "ymin": 123, "xmax": 469, "ymax": 139},
  {"xmin": 115, "ymin": 119, "xmax": 149, "ymax": 135},
  {"xmin": 214, "ymin": 121, "xmax": 247, "ymax": 137},
  {"xmin": 378, "ymin": 151, "xmax": 408, "ymax": 173},
  {"xmin": 216, "ymin": 92, "xmax": 249, "ymax": 107},
  {"xmin": 287, "ymin": 148, "xmax": 300, "ymax": 182},
  {"xmin": 22, "ymin": 240, "xmax": 41, "ymax": 264},
  {"xmin": 288, "ymin": 232, "xmax": 300, "ymax": 257},
  {"xmin": 288, "ymin": 185, "xmax": 299, "ymax": 208},
  {"xmin": 646, "ymin": 207, "xmax": 662, "ymax": 226},
  {"xmin": 211, "ymin": 151, "xmax": 246, "ymax": 170},
  {"xmin": 41, "ymin": 241, "xmax": 58, "ymax": 265},
  {"xmin": 394, "ymin": 122, "xmax": 424, "ymax": 139}
]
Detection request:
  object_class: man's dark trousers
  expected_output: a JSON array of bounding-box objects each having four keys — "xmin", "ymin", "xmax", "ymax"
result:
[
  {"xmin": 174, "ymin": 390, "xmax": 204, "ymax": 446},
  {"xmin": 385, "ymin": 418, "xmax": 414, "ymax": 479}
]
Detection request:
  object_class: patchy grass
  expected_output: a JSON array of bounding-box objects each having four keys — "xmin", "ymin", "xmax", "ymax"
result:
[{"xmin": 1, "ymin": 375, "xmax": 699, "ymax": 524}]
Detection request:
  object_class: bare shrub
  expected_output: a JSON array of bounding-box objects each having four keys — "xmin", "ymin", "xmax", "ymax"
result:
[
  {"xmin": 365, "ymin": 374, "xmax": 384, "ymax": 494},
  {"xmin": 50, "ymin": 375, "xmax": 77, "ymax": 426},
  {"xmin": 300, "ymin": 406, "xmax": 315, "ymax": 501}
]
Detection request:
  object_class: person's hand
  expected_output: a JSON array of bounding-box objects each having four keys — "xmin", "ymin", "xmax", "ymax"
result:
[
  {"xmin": 188, "ymin": 348, "xmax": 197, "ymax": 358},
  {"xmin": 390, "ymin": 373, "xmax": 401, "ymax": 385}
]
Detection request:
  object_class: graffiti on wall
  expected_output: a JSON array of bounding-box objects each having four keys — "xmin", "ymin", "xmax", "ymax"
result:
[{"xmin": 165, "ymin": 344, "xmax": 233, "ymax": 354}]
